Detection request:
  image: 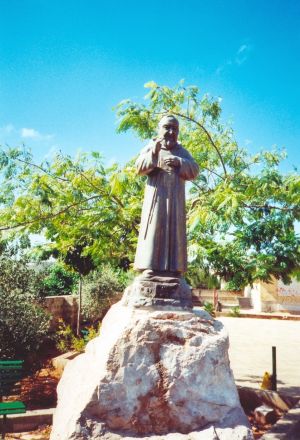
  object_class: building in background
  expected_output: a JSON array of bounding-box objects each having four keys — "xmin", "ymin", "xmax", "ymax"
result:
[{"xmin": 246, "ymin": 278, "xmax": 300, "ymax": 313}]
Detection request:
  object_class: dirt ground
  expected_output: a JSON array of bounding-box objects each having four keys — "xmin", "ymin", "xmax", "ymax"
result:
[
  {"xmin": 6, "ymin": 425, "xmax": 51, "ymax": 440},
  {"xmin": 20, "ymin": 363, "xmax": 60, "ymax": 411}
]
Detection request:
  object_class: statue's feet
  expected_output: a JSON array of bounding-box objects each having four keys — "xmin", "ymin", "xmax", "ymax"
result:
[{"xmin": 140, "ymin": 269, "xmax": 182, "ymax": 282}]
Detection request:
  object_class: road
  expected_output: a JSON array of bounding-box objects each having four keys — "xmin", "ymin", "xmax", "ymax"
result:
[{"xmin": 219, "ymin": 317, "xmax": 300, "ymax": 397}]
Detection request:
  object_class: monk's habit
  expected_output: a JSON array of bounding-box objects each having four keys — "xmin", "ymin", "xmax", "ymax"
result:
[{"xmin": 134, "ymin": 141, "xmax": 199, "ymax": 273}]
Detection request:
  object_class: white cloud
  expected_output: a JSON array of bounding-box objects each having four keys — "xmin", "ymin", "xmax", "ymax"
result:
[
  {"xmin": 0, "ymin": 123, "xmax": 15, "ymax": 134},
  {"xmin": 215, "ymin": 42, "xmax": 252, "ymax": 75},
  {"xmin": 20, "ymin": 127, "xmax": 54, "ymax": 140},
  {"xmin": 237, "ymin": 44, "xmax": 248, "ymax": 54},
  {"xmin": 235, "ymin": 44, "xmax": 251, "ymax": 65},
  {"xmin": 4, "ymin": 123, "xmax": 14, "ymax": 133},
  {"xmin": 21, "ymin": 128, "xmax": 40, "ymax": 138},
  {"xmin": 215, "ymin": 59, "xmax": 232, "ymax": 75}
]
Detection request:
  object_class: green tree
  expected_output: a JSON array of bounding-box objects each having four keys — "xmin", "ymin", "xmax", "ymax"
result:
[
  {"xmin": 115, "ymin": 81, "xmax": 300, "ymax": 288},
  {"xmin": 39, "ymin": 262, "xmax": 79, "ymax": 297},
  {"xmin": 0, "ymin": 150, "xmax": 141, "ymax": 267},
  {"xmin": 0, "ymin": 80, "xmax": 299, "ymax": 289}
]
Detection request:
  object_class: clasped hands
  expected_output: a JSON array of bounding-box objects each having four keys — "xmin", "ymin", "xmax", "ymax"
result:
[
  {"xmin": 164, "ymin": 156, "xmax": 180, "ymax": 167},
  {"xmin": 153, "ymin": 139, "xmax": 181, "ymax": 168}
]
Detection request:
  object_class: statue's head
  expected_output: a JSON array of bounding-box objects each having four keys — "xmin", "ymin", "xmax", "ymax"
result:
[{"xmin": 158, "ymin": 115, "xmax": 179, "ymax": 150}]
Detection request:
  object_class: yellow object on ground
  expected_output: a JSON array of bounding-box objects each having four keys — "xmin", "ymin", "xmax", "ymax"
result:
[{"xmin": 260, "ymin": 371, "xmax": 272, "ymax": 390}]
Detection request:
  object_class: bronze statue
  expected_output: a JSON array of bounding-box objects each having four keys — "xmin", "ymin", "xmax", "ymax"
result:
[
  {"xmin": 122, "ymin": 114, "xmax": 199, "ymax": 308},
  {"xmin": 134, "ymin": 115, "xmax": 199, "ymax": 275}
]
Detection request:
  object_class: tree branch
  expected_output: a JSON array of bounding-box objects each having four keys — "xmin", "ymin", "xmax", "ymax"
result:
[
  {"xmin": 243, "ymin": 203, "xmax": 299, "ymax": 213},
  {"xmin": 0, "ymin": 195, "xmax": 102, "ymax": 231},
  {"xmin": 15, "ymin": 157, "xmax": 69, "ymax": 182},
  {"xmin": 202, "ymin": 165, "xmax": 224, "ymax": 180},
  {"xmin": 171, "ymin": 111, "xmax": 228, "ymax": 176}
]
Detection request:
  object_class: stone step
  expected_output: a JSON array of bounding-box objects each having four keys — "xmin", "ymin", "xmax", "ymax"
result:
[
  {"xmin": 192, "ymin": 292, "xmax": 243, "ymax": 299},
  {"xmin": 192, "ymin": 289, "xmax": 242, "ymax": 298},
  {"xmin": 219, "ymin": 303, "xmax": 241, "ymax": 310},
  {"xmin": 198, "ymin": 295, "xmax": 241, "ymax": 304}
]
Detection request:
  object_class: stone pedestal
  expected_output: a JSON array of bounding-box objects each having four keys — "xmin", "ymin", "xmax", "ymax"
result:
[
  {"xmin": 121, "ymin": 272, "xmax": 192, "ymax": 309},
  {"xmin": 50, "ymin": 300, "xmax": 253, "ymax": 439}
]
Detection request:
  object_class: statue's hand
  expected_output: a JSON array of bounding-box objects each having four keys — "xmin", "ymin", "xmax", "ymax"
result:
[
  {"xmin": 153, "ymin": 138, "xmax": 163, "ymax": 155},
  {"xmin": 164, "ymin": 157, "xmax": 181, "ymax": 167}
]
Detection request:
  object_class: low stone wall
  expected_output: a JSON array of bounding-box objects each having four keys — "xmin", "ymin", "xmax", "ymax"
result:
[
  {"xmin": 193, "ymin": 288, "xmax": 240, "ymax": 294},
  {"xmin": 42, "ymin": 295, "xmax": 78, "ymax": 331},
  {"xmin": 192, "ymin": 288, "xmax": 242, "ymax": 299}
]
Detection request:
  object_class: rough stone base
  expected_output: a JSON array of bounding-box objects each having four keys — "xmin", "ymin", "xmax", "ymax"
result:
[
  {"xmin": 50, "ymin": 303, "xmax": 253, "ymax": 440},
  {"xmin": 121, "ymin": 272, "xmax": 193, "ymax": 309},
  {"xmin": 74, "ymin": 406, "xmax": 252, "ymax": 439}
]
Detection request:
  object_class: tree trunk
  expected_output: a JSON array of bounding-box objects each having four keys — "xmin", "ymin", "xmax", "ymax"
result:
[{"xmin": 76, "ymin": 276, "xmax": 82, "ymax": 337}]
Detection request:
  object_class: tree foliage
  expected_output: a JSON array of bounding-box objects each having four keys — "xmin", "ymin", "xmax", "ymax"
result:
[
  {"xmin": 0, "ymin": 81, "xmax": 300, "ymax": 288},
  {"xmin": 0, "ymin": 150, "xmax": 142, "ymax": 271},
  {"xmin": 115, "ymin": 81, "xmax": 300, "ymax": 287},
  {"xmin": 39, "ymin": 262, "xmax": 79, "ymax": 297}
]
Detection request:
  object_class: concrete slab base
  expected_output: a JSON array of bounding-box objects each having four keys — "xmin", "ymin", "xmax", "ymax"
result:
[{"xmin": 0, "ymin": 408, "xmax": 54, "ymax": 433}]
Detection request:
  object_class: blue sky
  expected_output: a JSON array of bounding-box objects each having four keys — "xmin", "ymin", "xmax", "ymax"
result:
[{"xmin": 1, "ymin": 0, "xmax": 299, "ymax": 170}]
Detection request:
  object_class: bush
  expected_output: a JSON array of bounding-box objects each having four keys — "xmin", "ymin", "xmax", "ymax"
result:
[
  {"xmin": 82, "ymin": 265, "xmax": 129, "ymax": 323},
  {"xmin": 203, "ymin": 301, "xmax": 216, "ymax": 317},
  {"xmin": 0, "ymin": 288, "xmax": 51, "ymax": 359},
  {"xmin": 0, "ymin": 257, "xmax": 51, "ymax": 359},
  {"xmin": 38, "ymin": 263, "xmax": 79, "ymax": 297},
  {"xmin": 55, "ymin": 320, "xmax": 99, "ymax": 353},
  {"xmin": 0, "ymin": 257, "xmax": 42, "ymax": 300},
  {"xmin": 229, "ymin": 306, "xmax": 241, "ymax": 317},
  {"xmin": 186, "ymin": 266, "xmax": 220, "ymax": 289}
]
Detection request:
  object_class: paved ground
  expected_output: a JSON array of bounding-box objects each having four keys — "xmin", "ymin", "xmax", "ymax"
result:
[{"xmin": 219, "ymin": 317, "xmax": 300, "ymax": 398}]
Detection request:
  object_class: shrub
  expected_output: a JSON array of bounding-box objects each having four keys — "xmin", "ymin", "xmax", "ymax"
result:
[
  {"xmin": 38, "ymin": 263, "xmax": 79, "ymax": 297},
  {"xmin": 0, "ymin": 289, "xmax": 51, "ymax": 359},
  {"xmin": 0, "ymin": 256, "xmax": 51, "ymax": 359},
  {"xmin": 229, "ymin": 306, "xmax": 241, "ymax": 317},
  {"xmin": 55, "ymin": 320, "xmax": 100, "ymax": 353},
  {"xmin": 203, "ymin": 301, "xmax": 216, "ymax": 317},
  {"xmin": 55, "ymin": 320, "xmax": 75, "ymax": 353},
  {"xmin": 82, "ymin": 264, "xmax": 129, "ymax": 323},
  {"xmin": 0, "ymin": 257, "xmax": 42, "ymax": 300}
]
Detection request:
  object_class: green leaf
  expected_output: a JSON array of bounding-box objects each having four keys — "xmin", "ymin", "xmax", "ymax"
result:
[{"xmin": 144, "ymin": 81, "xmax": 158, "ymax": 89}]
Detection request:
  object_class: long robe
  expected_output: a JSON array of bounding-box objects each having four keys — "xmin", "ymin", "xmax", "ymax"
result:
[{"xmin": 134, "ymin": 141, "xmax": 199, "ymax": 273}]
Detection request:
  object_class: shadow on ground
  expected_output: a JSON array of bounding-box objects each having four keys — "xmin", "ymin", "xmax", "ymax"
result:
[{"xmin": 235, "ymin": 375, "xmax": 300, "ymax": 398}]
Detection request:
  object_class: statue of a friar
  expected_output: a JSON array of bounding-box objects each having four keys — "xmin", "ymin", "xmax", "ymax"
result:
[
  {"xmin": 134, "ymin": 114, "xmax": 199, "ymax": 275},
  {"xmin": 122, "ymin": 114, "xmax": 199, "ymax": 309}
]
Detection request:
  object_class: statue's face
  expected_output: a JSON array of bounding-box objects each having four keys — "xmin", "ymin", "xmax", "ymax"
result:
[{"xmin": 158, "ymin": 118, "xmax": 179, "ymax": 150}]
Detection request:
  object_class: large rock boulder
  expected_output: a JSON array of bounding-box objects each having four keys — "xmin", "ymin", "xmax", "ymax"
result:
[{"xmin": 50, "ymin": 303, "xmax": 253, "ymax": 439}]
